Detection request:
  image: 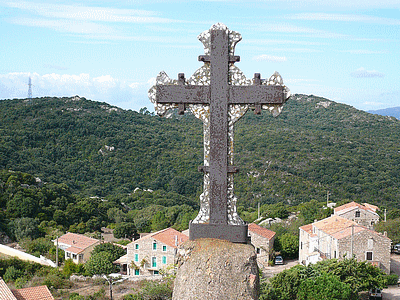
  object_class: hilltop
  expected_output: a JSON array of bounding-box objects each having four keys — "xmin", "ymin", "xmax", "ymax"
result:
[{"xmin": 1, "ymin": 94, "xmax": 400, "ymax": 209}]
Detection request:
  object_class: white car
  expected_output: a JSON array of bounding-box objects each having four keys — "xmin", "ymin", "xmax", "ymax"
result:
[{"xmin": 274, "ymin": 255, "xmax": 284, "ymax": 265}]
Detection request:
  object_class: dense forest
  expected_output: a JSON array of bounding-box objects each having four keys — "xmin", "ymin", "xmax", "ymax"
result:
[{"xmin": 1, "ymin": 94, "xmax": 399, "ymax": 209}]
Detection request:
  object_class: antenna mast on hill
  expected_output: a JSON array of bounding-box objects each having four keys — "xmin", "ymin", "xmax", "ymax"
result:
[{"xmin": 27, "ymin": 76, "xmax": 33, "ymax": 102}]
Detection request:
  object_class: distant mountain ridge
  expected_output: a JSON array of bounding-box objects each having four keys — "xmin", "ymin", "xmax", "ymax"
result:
[
  {"xmin": 1, "ymin": 94, "xmax": 400, "ymax": 209},
  {"xmin": 368, "ymin": 107, "xmax": 400, "ymax": 119}
]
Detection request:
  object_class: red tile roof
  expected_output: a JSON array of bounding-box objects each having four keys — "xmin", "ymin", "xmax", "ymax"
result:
[
  {"xmin": 0, "ymin": 278, "xmax": 18, "ymax": 300},
  {"xmin": 11, "ymin": 286, "xmax": 54, "ymax": 300},
  {"xmin": 299, "ymin": 224, "xmax": 314, "ymax": 236},
  {"xmin": 151, "ymin": 228, "xmax": 188, "ymax": 248},
  {"xmin": 334, "ymin": 201, "xmax": 375, "ymax": 213},
  {"xmin": 248, "ymin": 223, "xmax": 276, "ymax": 240},
  {"xmin": 57, "ymin": 232, "xmax": 99, "ymax": 254}
]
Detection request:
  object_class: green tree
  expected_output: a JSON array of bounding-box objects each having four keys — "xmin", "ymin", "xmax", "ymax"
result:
[
  {"xmin": 91, "ymin": 243, "xmax": 126, "ymax": 261},
  {"xmin": 84, "ymin": 252, "xmax": 114, "ymax": 276},
  {"xmin": 276, "ymin": 233, "xmax": 299, "ymax": 259},
  {"xmin": 375, "ymin": 217, "xmax": 400, "ymax": 244},
  {"xmin": 113, "ymin": 222, "xmax": 138, "ymax": 240},
  {"xmin": 8, "ymin": 217, "xmax": 41, "ymax": 241},
  {"xmin": 297, "ymin": 272, "xmax": 354, "ymax": 300},
  {"xmin": 151, "ymin": 211, "xmax": 169, "ymax": 232}
]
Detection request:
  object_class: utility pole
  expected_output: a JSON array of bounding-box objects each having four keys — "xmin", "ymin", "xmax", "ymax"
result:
[
  {"xmin": 326, "ymin": 191, "xmax": 330, "ymax": 207},
  {"xmin": 56, "ymin": 236, "xmax": 59, "ymax": 267},
  {"xmin": 384, "ymin": 209, "xmax": 387, "ymax": 222},
  {"xmin": 350, "ymin": 225, "xmax": 354, "ymax": 258}
]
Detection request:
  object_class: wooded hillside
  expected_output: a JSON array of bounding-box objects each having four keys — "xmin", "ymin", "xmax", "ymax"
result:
[{"xmin": 1, "ymin": 94, "xmax": 399, "ymax": 210}]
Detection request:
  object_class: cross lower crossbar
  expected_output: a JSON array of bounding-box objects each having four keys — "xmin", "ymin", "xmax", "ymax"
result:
[{"xmin": 156, "ymin": 85, "xmax": 285, "ymax": 105}]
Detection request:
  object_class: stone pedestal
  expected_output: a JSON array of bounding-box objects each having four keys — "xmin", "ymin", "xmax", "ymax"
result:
[{"xmin": 172, "ymin": 238, "xmax": 259, "ymax": 300}]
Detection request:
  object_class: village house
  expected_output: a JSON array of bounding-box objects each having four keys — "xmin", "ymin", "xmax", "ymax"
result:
[
  {"xmin": 334, "ymin": 201, "xmax": 380, "ymax": 229},
  {"xmin": 114, "ymin": 227, "xmax": 188, "ymax": 277},
  {"xmin": 299, "ymin": 215, "xmax": 391, "ymax": 274},
  {"xmin": 248, "ymin": 223, "xmax": 276, "ymax": 268},
  {"xmin": 54, "ymin": 232, "xmax": 100, "ymax": 264},
  {"xmin": 0, "ymin": 277, "xmax": 54, "ymax": 300}
]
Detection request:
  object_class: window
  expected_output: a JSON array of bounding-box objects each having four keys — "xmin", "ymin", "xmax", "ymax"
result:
[
  {"xmin": 256, "ymin": 248, "xmax": 261, "ymax": 254},
  {"xmin": 355, "ymin": 211, "xmax": 360, "ymax": 218},
  {"xmin": 79, "ymin": 254, "xmax": 84, "ymax": 261},
  {"xmin": 152, "ymin": 257, "xmax": 157, "ymax": 268},
  {"xmin": 300, "ymin": 242, "xmax": 303, "ymax": 250},
  {"xmin": 135, "ymin": 243, "xmax": 139, "ymax": 250},
  {"xmin": 134, "ymin": 269, "xmax": 140, "ymax": 276},
  {"xmin": 134, "ymin": 254, "xmax": 139, "ymax": 262},
  {"xmin": 72, "ymin": 254, "xmax": 77, "ymax": 259},
  {"xmin": 334, "ymin": 251, "xmax": 336, "ymax": 259},
  {"xmin": 162, "ymin": 256, "xmax": 167, "ymax": 264},
  {"xmin": 153, "ymin": 242, "xmax": 157, "ymax": 250},
  {"xmin": 368, "ymin": 239, "xmax": 374, "ymax": 249},
  {"xmin": 66, "ymin": 252, "xmax": 71, "ymax": 258},
  {"xmin": 163, "ymin": 245, "xmax": 167, "ymax": 252},
  {"xmin": 153, "ymin": 270, "xmax": 159, "ymax": 275},
  {"xmin": 366, "ymin": 251, "xmax": 373, "ymax": 261}
]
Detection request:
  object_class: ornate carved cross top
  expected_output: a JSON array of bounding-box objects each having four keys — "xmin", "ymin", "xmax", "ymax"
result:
[{"xmin": 149, "ymin": 23, "xmax": 290, "ymax": 243}]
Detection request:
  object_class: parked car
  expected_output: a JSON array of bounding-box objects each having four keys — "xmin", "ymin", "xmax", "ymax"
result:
[
  {"xmin": 369, "ymin": 287, "xmax": 382, "ymax": 300},
  {"xmin": 392, "ymin": 243, "xmax": 400, "ymax": 254},
  {"xmin": 274, "ymin": 255, "xmax": 284, "ymax": 265}
]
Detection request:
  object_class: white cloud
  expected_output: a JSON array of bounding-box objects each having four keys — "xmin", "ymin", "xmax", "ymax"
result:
[
  {"xmin": 287, "ymin": 13, "xmax": 400, "ymax": 25},
  {"xmin": 0, "ymin": 72, "xmax": 152, "ymax": 110},
  {"xmin": 9, "ymin": 17, "xmax": 116, "ymax": 34},
  {"xmin": 341, "ymin": 50, "xmax": 387, "ymax": 54},
  {"xmin": 253, "ymin": 55, "xmax": 287, "ymax": 62},
  {"xmin": 5, "ymin": 1, "xmax": 180, "ymax": 23},
  {"xmin": 350, "ymin": 67, "xmax": 385, "ymax": 78}
]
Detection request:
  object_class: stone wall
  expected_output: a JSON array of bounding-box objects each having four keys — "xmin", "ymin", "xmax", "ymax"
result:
[
  {"xmin": 126, "ymin": 238, "xmax": 177, "ymax": 276},
  {"xmin": 336, "ymin": 208, "xmax": 379, "ymax": 229},
  {"xmin": 338, "ymin": 230, "xmax": 391, "ymax": 274},
  {"xmin": 249, "ymin": 231, "xmax": 272, "ymax": 268}
]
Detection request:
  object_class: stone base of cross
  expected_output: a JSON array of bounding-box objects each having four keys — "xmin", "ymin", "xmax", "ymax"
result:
[{"xmin": 149, "ymin": 23, "xmax": 290, "ymax": 243}]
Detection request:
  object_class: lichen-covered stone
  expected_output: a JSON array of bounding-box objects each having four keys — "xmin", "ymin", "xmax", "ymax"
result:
[{"xmin": 172, "ymin": 238, "xmax": 259, "ymax": 300}]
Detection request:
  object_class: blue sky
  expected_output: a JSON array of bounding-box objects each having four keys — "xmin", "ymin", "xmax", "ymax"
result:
[{"xmin": 0, "ymin": 0, "xmax": 399, "ymax": 112}]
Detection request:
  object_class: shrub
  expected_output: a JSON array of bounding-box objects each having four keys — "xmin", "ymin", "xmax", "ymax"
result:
[
  {"xmin": 386, "ymin": 273, "xmax": 399, "ymax": 286},
  {"xmin": 3, "ymin": 266, "xmax": 24, "ymax": 282}
]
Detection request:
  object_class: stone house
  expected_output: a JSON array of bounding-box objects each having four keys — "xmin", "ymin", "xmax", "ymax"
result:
[
  {"xmin": 299, "ymin": 215, "xmax": 391, "ymax": 274},
  {"xmin": 0, "ymin": 277, "xmax": 54, "ymax": 300},
  {"xmin": 334, "ymin": 201, "xmax": 380, "ymax": 229},
  {"xmin": 54, "ymin": 232, "xmax": 100, "ymax": 264},
  {"xmin": 114, "ymin": 227, "xmax": 188, "ymax": 276},
  {"xmin": 248, "ymin": 223, "xmax": 276, "ymax": 268}
]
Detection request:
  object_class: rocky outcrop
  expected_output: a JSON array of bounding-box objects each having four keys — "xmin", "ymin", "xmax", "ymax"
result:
[{"xmin": 173, "ymin": 238, "xmax": 259, "ymax": 300}]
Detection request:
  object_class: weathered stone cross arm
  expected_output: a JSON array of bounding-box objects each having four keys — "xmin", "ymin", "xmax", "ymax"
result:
[{"xmin": 156, "ymin": 81, "xmax": 285, "ymax": 114}]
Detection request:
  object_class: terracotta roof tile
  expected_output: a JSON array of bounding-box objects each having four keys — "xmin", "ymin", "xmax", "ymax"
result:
[
  {"xmin": 334, "ymin": 201, "xmax": 375, "ymax": 213},
  {"xmin": 248, "ymin": 223, "xmax": 276, "ymax": 240},
  {"xmin": 313, "ymin": 215, "xmax": 358, "ymax": 235},
  {"xmin": 152, "ymin": 228, "xmax": 188, "ymax": 248},
  {"xmin": 299, "ymin": 224, "xmax": 313, "ymax": 235},
  {"xmin": 363, "ymin": 203, "xmax": 379, "ymax": 212},
  {"xmin": 57, "ymin": 233, "xmax": 99, "ymax": 253},
  {"xmin": 0, "ymin": 278, "xmax": 18, "ymax": 300},
  {"xmin": 11, "ymin": 286, "xmax": 54, "ymax": 300}
]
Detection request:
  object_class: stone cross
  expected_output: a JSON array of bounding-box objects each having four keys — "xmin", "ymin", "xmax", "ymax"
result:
[{"xmin": 149, "ymin": 23, "xmax": 290, "ymax": 243}]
